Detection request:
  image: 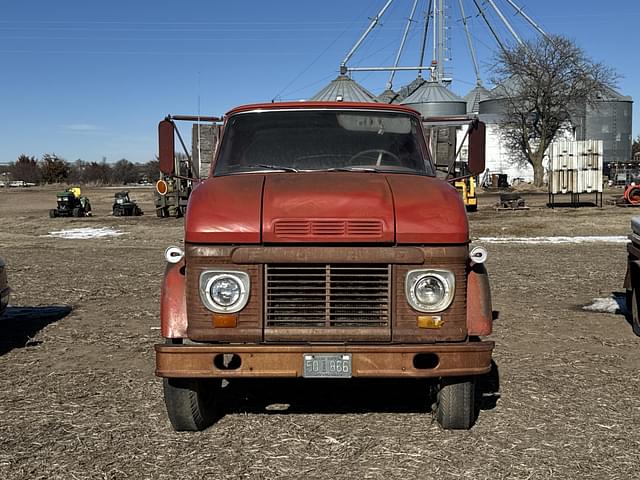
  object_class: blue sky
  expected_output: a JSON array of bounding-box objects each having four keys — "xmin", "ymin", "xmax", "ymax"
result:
[{"xmin": 1, "ymin": 0, "xmax": 638, "ymax": 164}]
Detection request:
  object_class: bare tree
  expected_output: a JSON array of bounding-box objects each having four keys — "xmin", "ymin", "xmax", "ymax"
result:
[
  {"xmin": 492, "ymin": 35, "xmax": 618, "ymax": 186},
  {"xmin": 111, "ymin": 158, "xmax": 139, "ymax": 184},
  {"xmin": 85, "ymin": 160, "xmax": 113, "ymax": 184},
  {"xmin": 10, "ymin": 154, "xmax": 41, "ymax": 183},
  {"xmin": 40, "ymin": 154, "xmax": 71, "ymax": 184},
  {"xmin": 141, "ymin": 159, "xmax": 160, "ymax": 182},
  {"xmin": 633, "ymin": 134, "xmax": 640, "ymax": 160}
]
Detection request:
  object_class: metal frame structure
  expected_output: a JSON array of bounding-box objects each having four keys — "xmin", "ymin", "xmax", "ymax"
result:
[{"xmin": 339, "ymin": 0, "xmax": 549, "ymax": 91}]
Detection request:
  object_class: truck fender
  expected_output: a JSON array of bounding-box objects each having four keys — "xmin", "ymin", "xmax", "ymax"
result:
[
  {"xmin": 467, "ymin": 263, "xmax": 492, "ymax": 336},
  {"xmin": 161, "ymin": 259, "xmax": 187, "ymax": 338}
]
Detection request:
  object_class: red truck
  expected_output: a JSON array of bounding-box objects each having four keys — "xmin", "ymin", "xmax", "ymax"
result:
[{"xmin": 155, "ymin": 102, "xmax": 494, "ymax": 430}]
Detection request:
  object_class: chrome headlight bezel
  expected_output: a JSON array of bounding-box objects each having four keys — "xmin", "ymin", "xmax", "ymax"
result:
[
  {"xmin": 199, "ymin": 270, "xmax": 250, "ymax": 313},
  {"xmin": 405, "ymin": 269, "xmax": 455, "ymax": 313}
]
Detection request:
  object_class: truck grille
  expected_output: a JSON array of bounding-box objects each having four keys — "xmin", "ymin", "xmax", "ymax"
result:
[
  {"xmin": 265, "ymin": 264, "xmax": 390, "ymax": 328},
  {"xmin": 273, "ymin": 219, "xmax": 384, "ymax": 239}
]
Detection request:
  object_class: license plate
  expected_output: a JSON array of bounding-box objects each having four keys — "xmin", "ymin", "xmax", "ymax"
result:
[{"xmin": 303, "ymin": 353, "xmax": 352, "ymax": 378}]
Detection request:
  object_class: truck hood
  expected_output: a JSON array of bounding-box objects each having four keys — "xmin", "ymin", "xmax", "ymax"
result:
[{"xmin": 185, "ymin": 173, "xmax": 468, "ymax": 244}]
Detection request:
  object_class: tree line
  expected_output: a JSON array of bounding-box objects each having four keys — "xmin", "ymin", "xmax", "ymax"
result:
[{"xmin": 4, "ymin": 154, "xmax": 160, "ymax": 185}]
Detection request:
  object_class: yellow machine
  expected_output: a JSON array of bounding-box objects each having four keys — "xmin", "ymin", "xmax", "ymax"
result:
[
  {"xmin": 68, "ymin": 187, "xmax": 82, "ymax": 198},
  {"xmin": 454, "ymin": 175, "xmax": 478, "ymax": 212}
]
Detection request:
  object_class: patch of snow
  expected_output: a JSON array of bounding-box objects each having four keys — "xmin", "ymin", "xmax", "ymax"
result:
[
  {"xmin": 44, "ymin": 227, "xmax": 125, "ymax": 239},
  {"xmin": 583, "ymin": 296, "xmax": 627, "ymax": 315},
  {"xmin": 477, "ymin": 236, "xmax": 628, "ymax": 245}
]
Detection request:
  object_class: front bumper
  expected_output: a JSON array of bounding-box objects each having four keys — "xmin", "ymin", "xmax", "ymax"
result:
[{"xmin": 155, "ymin": 341, "xmax": 494, "ymax": 379}]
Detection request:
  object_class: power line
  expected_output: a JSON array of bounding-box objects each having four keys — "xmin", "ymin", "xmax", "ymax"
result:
[{"xmin": 272, "ymin": 1, "xmax": 380, "ymax": 101}]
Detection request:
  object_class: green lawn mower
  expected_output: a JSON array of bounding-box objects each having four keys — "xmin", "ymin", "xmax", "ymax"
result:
[
  {"xmin": 49, "ymin": 187, "xmax": 92, "ymax": 218},
  {"xmin": 112, "ymin": 191, "xmax": 143, "ymax": 216}
]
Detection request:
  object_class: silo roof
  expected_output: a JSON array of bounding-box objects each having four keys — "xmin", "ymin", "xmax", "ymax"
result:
[
  {"xmin": 401, "ymin": 81, "xmax": 464, "ymax": 105},
  {"xmin": 396, "ymin": 76, "xmax": 427, "ymax": 102},
  {"xmin": 463, "ymin": 85, "xmax": 492, "ymax": 113},
  {"xmin": 377, "ymin": 88, "xmax": 400, "ymax": 104},
  {"xmin": 310, "ymin": 75, "xmax": 378, "ymax": 102},
  {"xmin": 598, "ymin": 86, "xmax": 632, "ymax": 102},
  {"xmin": 489, "ymin": 77, "xmax": 632, "ymax": 103},
  {"xmin": 489, "ymin": 75, "xmax": 521, "ymax": 98}
]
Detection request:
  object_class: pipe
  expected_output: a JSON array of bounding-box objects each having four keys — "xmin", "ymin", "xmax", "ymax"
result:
[
  {"xmin": 387, "ymin": 0, "xmax": 420, "ymax": 90},
  {"xmin": 485, "ymin": 0, "xmax": 523, "ymax": 45},
  {"xmin": 341, "ymin": 0, "xmax": 395, "ymax": 72},
  {"xmin": 458, "ymin": 0, "xmax": 482, "ymax": 85}
]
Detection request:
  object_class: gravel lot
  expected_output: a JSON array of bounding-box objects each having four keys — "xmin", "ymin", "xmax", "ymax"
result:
[{"xmin": 0, "ymin": 186, "xmax": 638, "ymax": 479}]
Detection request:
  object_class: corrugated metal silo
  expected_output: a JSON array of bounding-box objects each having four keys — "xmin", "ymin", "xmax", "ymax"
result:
[
  {"xmin": 401, "ymin": 81, "xmax": 466, "ymax": 169},
  {"xmin": 463, "ymin": 85, "xmax": 491, "ymax": 114},
  {"xmin": 396, "ymin": 76, "xmax": 428, "ymax": 102},
  {"xmin": 400, "ymin": 81, "xmax": 466, "ymax": 116},
  {"xmin": 377, "ymin": 88, "xmax": 400, "ymax": 104},
  {"xmin": 310, "ymin": 75, "xmax": 378, "ymax": 102},
  {"xmin": 477, "ymin": 78, "xmax": 519, "ymax": 116},
  {"xmin": 579, "ymin": 87, "xmax": 633, "ymax": 163}
]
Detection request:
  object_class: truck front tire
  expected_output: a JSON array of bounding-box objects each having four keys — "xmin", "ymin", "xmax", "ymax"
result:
[
  {"xmin": 435, "ymin": 377, "xmax": 477, "ymax": 430},
  {"xmin": 631, "ymin": 288, "xmax": 640, "ymax": 336},
  {"xmin": 163, "ymin": 378, "xmax": 221, "ymax": 431}
]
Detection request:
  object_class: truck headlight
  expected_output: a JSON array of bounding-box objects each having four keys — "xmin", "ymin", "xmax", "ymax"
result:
[
  {"xmin": 405, "ymin": 269, "xmax": 455, "ymax": 313},
  {"xmin": 200, "ymin": 271, "xmax": 250, "ymax": 313}
]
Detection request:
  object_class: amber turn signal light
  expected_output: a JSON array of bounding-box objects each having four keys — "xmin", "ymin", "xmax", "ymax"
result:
[
  {"xmin": 417, "ymin": 315, "xmax": 444, "ymax": 329},
  {"xmin": 156, "ymin": 179, "xmax": 168, "ymax": 195},
  {"xmin": 212, "ymin": 314, "xmax": 238, "ymax": 328}
]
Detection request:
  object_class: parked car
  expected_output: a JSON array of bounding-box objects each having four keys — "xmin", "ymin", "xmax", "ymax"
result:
[{"xmin": 0, "ymin": 257, "xmax": 9, "ymax": 316}]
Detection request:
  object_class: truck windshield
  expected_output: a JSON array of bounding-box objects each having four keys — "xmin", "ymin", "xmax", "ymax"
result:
[{"xmin": 214, "ymin": 110, "xmax": 433, "ymax": 176}]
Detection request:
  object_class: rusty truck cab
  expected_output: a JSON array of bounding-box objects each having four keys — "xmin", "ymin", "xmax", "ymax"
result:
[{"xmin": 155, "ymin": 102, "xmax": 493, "ymax": 431}]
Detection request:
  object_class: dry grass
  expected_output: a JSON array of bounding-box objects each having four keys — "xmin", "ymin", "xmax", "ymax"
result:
[{"xmin": 0, "ymin": 186, "xmax": 639, "ymax": 479}]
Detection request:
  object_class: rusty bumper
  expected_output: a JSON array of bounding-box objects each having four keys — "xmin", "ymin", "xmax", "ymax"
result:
[{"xmin": 155, "ymin": 342, "xmax": 494, "ymax": 379}]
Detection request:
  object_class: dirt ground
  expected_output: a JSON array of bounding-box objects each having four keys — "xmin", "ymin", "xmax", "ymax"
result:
[{"xmin": 0, "ymin": 185, "xmax": 638, "ymax": 480}]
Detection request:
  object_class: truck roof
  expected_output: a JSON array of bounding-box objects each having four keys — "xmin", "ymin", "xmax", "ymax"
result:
[{"xmin": 225, "ymin": 101, "xmax": 422, "ymax": 118}]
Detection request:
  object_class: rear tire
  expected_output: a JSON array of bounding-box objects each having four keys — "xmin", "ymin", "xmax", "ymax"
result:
[
  {"xmin": 72, "ymin": 207, "xmax": 82, "ymax": 217},
  {"xmin": 163, "ymin": 378, "xmax": 221, "ymax": 431},
  {"xmin": 435, "ymin": 377, "xmax": 477, "ymax": 430},
  {"xmin": 631, "ymin": 288, "xmax": 640, "ymax": 336}
]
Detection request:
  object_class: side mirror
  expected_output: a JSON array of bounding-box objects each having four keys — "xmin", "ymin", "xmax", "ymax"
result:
[
  {"xmin": 158, "ymin": 120, "xmax": 175, "ymax": 176},
  {"xmin": 467, "ymin": 119, "xmax": 486, "ymax": 175}
]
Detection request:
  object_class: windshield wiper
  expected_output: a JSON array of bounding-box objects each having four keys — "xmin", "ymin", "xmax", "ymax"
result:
[
  {"xmin": 254, "ymin": 164, "xmax": 299, "ymax": 172},
  {"xmin": 325, "ymin": 166, "xmax": 381, "ymax": 172}
]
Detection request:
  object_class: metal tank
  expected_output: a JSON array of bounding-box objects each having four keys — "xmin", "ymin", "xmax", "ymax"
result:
[
  {"xmin": 395, "ymin": 76, "xmax": 429, "ymax": 103},
  {"xmin": 400, "ymin": 80, "xmax": 466, "ymax": 169},
  {"xmin": 575, "ymin": 87, "xmax": 633, "ymax": 164},
  {"xmin": 377, "ymin": 88, "xmax": 400, "ymax": 104},
  {"xmin": 481, "ymin": 81, "xmax": 633, "ymax": 165},
  {"xmin": 310, "ymin": 75, "xmax": 378, "ymax": 102},
  {"xmin": 400, "ymin": 81, "xmax": 466, "ymax": 116},
  {"xmin": 477, "ymin": 78, "xmax": 519, "ymax": 117},
  {"xmin": 463, "ymin": 85, "xmax": 491, "ymax": 115}
]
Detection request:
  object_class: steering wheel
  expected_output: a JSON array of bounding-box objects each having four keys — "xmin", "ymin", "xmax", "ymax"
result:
[{"xmin": 348, "ymin": 149, "xmax": 401, "ymax": 166}]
